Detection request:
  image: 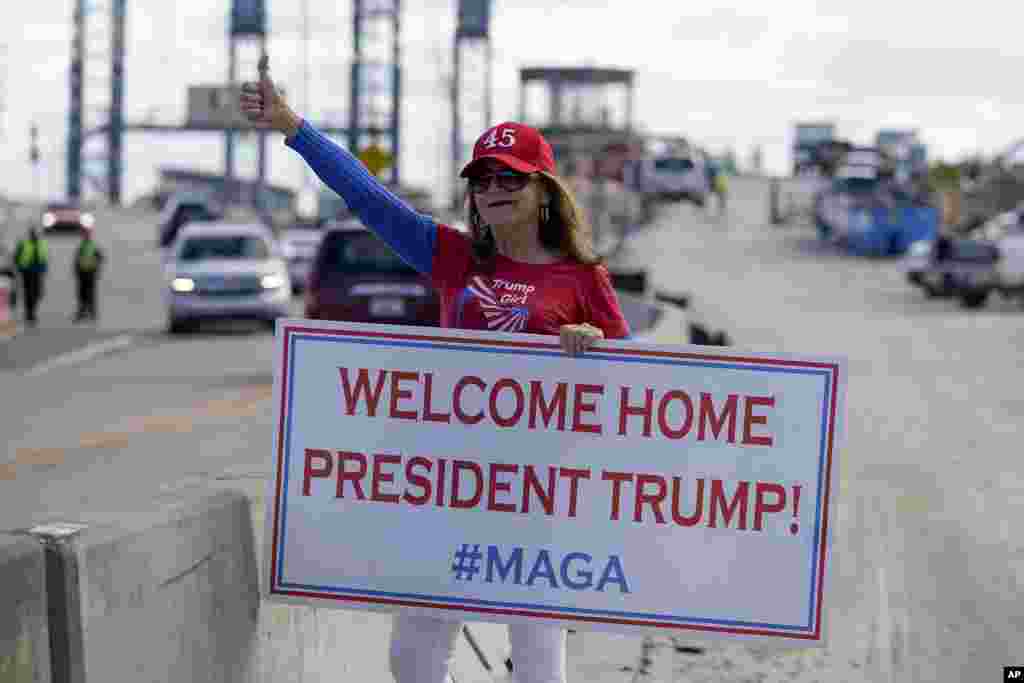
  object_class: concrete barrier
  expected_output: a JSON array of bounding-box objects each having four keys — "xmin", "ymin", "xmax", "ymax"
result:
[
  {"xmin": 615, "ymin": 290, "xmax": 664, "ymax": 338},
  {"xmin": 0, "ymin": 534, "xmax": 51, "ymax": 683},
  {"xmin": 627, "ymin": 294, "xmax": 689, "ymax": 345},
  {"xmin": 0, "ymin": 275, "xmax": 15, "ymax": 336},
  {"xmin": 30, "ymin": 489, "xmax": 258, "ymax": 683}
]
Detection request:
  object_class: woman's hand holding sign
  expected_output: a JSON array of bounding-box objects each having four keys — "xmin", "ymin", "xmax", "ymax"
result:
[
  {"xmin": 239, "ymin": 54, "xmax": 302, "ymax": 138},
  {"xmin": 559, "ymin": 322, "xmax": 604, "ymax": 357}
]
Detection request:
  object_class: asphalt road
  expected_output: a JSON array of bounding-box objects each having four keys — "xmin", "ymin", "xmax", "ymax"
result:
[{"xmin": 2, "ymin": 181, "xmax": 1022, "ymax": 682}]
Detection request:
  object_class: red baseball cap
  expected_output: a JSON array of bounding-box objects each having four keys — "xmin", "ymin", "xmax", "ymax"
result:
[{"xmin": 460, "ymin": 122, "xmax": 556, "ymax": 177}]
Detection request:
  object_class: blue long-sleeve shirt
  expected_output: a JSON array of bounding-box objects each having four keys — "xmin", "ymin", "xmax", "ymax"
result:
[{"xmin": 285, "ymin": 120, "xmax": 437, "ymax": 274}]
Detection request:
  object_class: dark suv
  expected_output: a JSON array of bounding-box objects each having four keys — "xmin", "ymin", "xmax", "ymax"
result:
[{"xmin": 305, "ymin": 221, "xmax": 440, "ymax": 326}]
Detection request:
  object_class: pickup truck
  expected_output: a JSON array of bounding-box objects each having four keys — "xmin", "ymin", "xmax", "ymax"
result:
[
  {"xmin": 969, "ymin": 209, "xmax": 1024, "ymax": 308},
  {"xmin": 905, "ymin": 207, "xmax": 1024, "ymax": 308}
]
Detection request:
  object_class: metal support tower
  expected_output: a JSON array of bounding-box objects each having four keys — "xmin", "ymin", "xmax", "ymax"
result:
[
  {"xmin": 67, "ymin": 0, "xmax": 126, "ymax": 205},
  {"xmin": 225, "ymin": 0, "xmax": 268, "ymax": 209},
  {"xmin": 67, "ymin": 0, "xmax": 85, "ymax": 202},
  {"xmin": 0, "ymin": 42, "xmax": 7, "ymax": 142},
  {"xmin": 225, "ymin": 34, "xmax": 268, "ymax": 208},
  {"xmin": 350, "ymin": 0, "xmax": 402, "ymax": 186},
  {"xmin": 450, "ymin": 0, "xmax": 493, "ymax": 209}
]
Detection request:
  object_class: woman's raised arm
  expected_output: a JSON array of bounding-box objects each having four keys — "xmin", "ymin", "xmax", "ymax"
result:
[{"xmin": 239, "ymin": 55, "xmax": 436, "ymax": 274}]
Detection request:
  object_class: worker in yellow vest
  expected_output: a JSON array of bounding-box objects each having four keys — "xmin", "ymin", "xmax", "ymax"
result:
[
  {"xmin": 73, "ymin": 225, "xmax": 105, "ymax": 323},
  {"xmin": 13, "ymin": 227, "xmax": 49, "ymax": 326}
]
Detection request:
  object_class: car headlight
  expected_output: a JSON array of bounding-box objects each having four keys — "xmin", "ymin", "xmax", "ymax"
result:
[
  {"xmin": 42, "ymin": 213, "xmax": 56, "ymax": 228},
  {"xmin": 170, "ymin": 277, "xmax": 196, "ymax": 293},
  {"xmin": 81, "ymin": 213, "xmax": 95, "ymax": 228},
  {"xmin": 908, "ymin": 240, "xmax": 932, "ymax": 257},
  {"xmin": 261, "ymin": 274, "xmax": 286, "ymax": 290}
]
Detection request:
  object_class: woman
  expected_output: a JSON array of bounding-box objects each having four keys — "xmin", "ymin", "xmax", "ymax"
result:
[{"xmin": 241, "ymin": 58, "xmax": 630, "ymax": 683}]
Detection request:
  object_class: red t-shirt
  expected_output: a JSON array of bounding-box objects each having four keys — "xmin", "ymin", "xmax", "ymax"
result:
[{"xmin": 430, "ymin": 224, "xmax": 630, "ymax": 339}]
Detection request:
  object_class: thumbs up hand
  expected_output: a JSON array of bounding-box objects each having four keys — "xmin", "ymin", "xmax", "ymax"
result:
[{"xmin": 239, "ymin": 54, "xmax": 301, "ymax": 138}]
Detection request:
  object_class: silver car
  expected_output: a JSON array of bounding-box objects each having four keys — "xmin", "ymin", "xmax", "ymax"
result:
[
  {"xmin": 635, "ymin": 153, "xmax": 709, "ymax": 206},
  {"xmin": 163, "ymin": 222, "xmax": 291, "ymax": 334}
]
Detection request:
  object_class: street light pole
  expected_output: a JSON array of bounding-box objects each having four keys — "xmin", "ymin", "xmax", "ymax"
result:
[
  {"xmin": 30, "ymin": 123, "xmax": 41, "ymax": 203},
  {"xmin": 302, "ymin": 0, "xmax": 311, "ymax": 187}
]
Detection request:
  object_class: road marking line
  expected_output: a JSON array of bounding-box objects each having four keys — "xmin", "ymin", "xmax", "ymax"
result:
[
  {"xmin": 78, "ymin": 432, "xmax": 133, "ymax": 449},
  {"xmin": 25, "ymin": 334, "xmax": 135, "ymax": 376},
  {"xmin": 126, "ymin": 415, "xmax": 196, "ymax": 434},
  {"xmin": 15, "ymin": 447, "xmax": 66, "ymax": 466},
  {"xmin": 876, "ymin": 564, "xmax": 894, "ymax": 683},
  {"xmin": 1, "ymin": 383, "xmax": 275, "ymax": 481}
]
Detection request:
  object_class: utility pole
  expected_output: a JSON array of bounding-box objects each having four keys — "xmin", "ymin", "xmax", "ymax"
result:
[
  {"xmin": 0, "ymin": 42, "xmax": 7, "ymax": 143},
  {"xmin": 350, "ymin": 0, "xmax": 401, "ymax": 186},
  {"xmin": 30, "ymin": 123, "xmax": 41, "ymax": 203},
  {"xmin": 68, "ymin": 0, "xmax": 84, "ymax": 202},
  {"xmin": 451, "ymin": 34, "xmax": 461, "ymax": 211},
  {"xmin": 227, "ymin": 0, "xmax": 267, "ymax": 209},
  {"xmin": 302, "ymin": 0, "xmax": 312, "ymax": 184},
  {"xmin": 296, "ymin": 0, "xmax": 318, "ymax": 218}
]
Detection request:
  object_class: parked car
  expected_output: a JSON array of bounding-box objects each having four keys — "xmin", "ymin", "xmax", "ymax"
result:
[
  {"xmin": 948, "ymin": 239, "xmax": 1002, "ymax": 309},
  {"xmin": 634, "ymin": 153, "xmax": 709, "ymax": 206},
  {"xmin": 279, "ymin": 220, "xmax": 326, "ymax": 294},
  {"xmin": 163, "ymin": 222, "xmax": 291, "ymax": 334},
  {"xmin": 304, "ymin": 221, "xmax": 440, "ymax": 326},
  {"xmin": 905, "ymin": 235, "xmax": 1000, "ymax": 304},
  {"xmin": 41, "ymin": 201, "xmax": 94, "ymax": 234},
  {"xmin": 949, "ymin": 206, "xmax": 1024, "ymax": 308},
  {"xmin": 157, "ymin": 194, "xmax": 222, "ymax": 248}
]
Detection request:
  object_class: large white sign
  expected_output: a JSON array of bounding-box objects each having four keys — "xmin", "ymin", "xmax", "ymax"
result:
[{"xmin": 264, "ymin": 319, "xmax": 846, "ymax": 646}]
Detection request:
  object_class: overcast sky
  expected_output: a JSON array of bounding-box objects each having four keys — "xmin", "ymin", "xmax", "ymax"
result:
[{"xmin": 1, "ymin": 1, "xmax": 1021, "ymax": 205}]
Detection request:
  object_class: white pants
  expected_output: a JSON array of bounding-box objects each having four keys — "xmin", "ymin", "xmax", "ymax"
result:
[{"xmin": 389, "ymin": 614, "xmax": 566, "ymax": 683}]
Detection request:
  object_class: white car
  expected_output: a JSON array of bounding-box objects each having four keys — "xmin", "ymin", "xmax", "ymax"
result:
[
  {"xmin": 633, "ymin": 154, "xmax": 709, "ymax": 206},
  {"xmin": 163, "ymin": 222, "xmax": 291, "ymax": 334}
]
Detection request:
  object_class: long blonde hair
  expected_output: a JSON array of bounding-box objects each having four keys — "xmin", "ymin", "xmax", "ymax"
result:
[{"xmin": 467, "ymin": 172, "xmax": 602, "ymax": 267}]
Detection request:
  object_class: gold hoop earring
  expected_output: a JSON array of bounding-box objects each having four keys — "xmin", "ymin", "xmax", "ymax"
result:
[{"xmin": 540, "ymin": 205, "xmax": 550, "ymax": 224}]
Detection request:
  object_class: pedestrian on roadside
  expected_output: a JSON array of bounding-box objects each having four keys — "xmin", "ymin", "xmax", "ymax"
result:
[
  {"xmin": 714, "ymin": 166, "xmax": 729, "ymax": 216},
  {"xmin": 706, "ymin": 158, "xmax": 729, "ymax": 217},
  {"xmin": 13, "ymin": 226, "xmax": 49, "ymax": 326},
  {"xmin": 241, "ymin": 56, "xmax": 631, "ymax": 683},
  {"xmin": 73, "ymin": 225, "xmax": 104, "ymax": 322}
]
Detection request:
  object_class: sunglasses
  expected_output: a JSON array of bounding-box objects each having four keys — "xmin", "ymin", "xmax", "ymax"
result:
[{"xmin": 467, "ymin": 170, "xmax": 531, "ymax": 193}]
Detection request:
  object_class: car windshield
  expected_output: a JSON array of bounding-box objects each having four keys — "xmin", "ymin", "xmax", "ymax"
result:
[
  {"xmin": 179, "ymin": 235, "xmax": 270, "ymax": 261},
  {"xmin": 654, "ymin": 158, "xmax": 695, "ymax": 172},
  {"xmin": 321, "ymin": 231, "xmax": 415, "ymax": 274},
  {"xmin": 178, "ymin": 205, "xmax": 218, "ymax": 220},
  {"xmin": 951, "ymin": 240, "xmax": 998, "ymax": 262}
]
